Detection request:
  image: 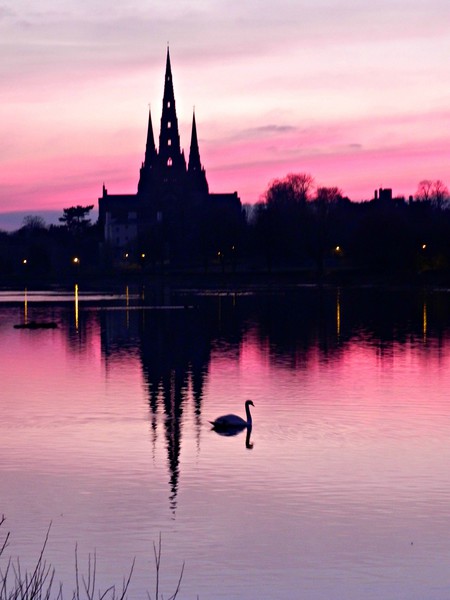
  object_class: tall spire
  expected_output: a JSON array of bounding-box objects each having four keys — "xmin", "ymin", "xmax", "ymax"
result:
[
  {"xmin": 188, "ymin": 109, "xmax": 208, "ymax": 194},
  {"xmin": 144, "ymin": 106, "xmax": 157, "ymax": 166},
  {"xmin": 165, "ymin": 45, "xmax": 173, "ymax": 90},
  {"xmin": 158, "ymin": 46, "xmax": 184, "ymax": 179},
  {"xmin": 138, "ymin": 105, "xmax": 158, "ymax": 194},
  {"xmin": 188, "ymin": 110, "xmax": 201, "ymax": 172}
]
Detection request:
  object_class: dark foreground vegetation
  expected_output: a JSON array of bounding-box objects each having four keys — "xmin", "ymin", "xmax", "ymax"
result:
[
  {"xmin": 1, "ymin": 176, "xmax": 450, "ymax": 287},
  {"xmin": 0, "ymin": 518, "xmax": 184, "ymax": 600}
]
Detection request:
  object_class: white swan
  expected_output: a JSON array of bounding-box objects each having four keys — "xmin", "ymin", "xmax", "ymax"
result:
[{"xmin": 210, "ymin": 400, "xmax": 254, "ymax": 430}]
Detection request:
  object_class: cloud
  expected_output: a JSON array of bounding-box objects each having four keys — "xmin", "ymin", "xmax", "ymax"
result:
[
  {"xmin": 234, "ymin": 125, "xmax": 298, "ymax": 140},
  {"xmin": 0, "ymin": 5, "xmax": 14, "ymax": 19}
]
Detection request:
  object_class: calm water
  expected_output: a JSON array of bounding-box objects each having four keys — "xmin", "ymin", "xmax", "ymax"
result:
[{"xmin": 1, "ymin": 285, "xmax": 450, "ymax": 599}]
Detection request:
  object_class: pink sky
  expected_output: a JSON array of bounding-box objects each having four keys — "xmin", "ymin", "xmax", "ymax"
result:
[{"xmin": 1, "ymin": 0, "xmax": 449, "ymax": 228}]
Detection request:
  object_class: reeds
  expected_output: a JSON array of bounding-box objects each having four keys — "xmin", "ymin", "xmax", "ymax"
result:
[{"xmin": 0, "ymin": 518, "xmax": 185, "ymax": 600}]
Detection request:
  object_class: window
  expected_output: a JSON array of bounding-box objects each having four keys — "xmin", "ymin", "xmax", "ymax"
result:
[
  {"xmin": 168, "ymin": 139, "xmax": 172, "ymax": 146},
  {"xmin": 167, "ymin": 101, "xmax": 171, "ymax": 108},
  {"xmin": 167, "ymin": 157, "xmax": 172, "ymax": 166},
  {"xmin": 167, "ymin": 121, "xmax": 171, "ymax": 129}
]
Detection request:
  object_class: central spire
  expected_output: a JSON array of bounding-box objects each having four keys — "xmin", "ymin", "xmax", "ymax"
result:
[{"xmin": 158, "ymin": 46, "xmax": 184, "ymax": 178}]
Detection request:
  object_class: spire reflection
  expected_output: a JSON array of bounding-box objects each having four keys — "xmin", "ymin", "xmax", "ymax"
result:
[{"xmin": 139, "ymin": 306, "xmax": 210, "ymax": 514}]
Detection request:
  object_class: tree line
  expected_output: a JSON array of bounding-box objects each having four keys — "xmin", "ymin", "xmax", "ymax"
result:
[
  {"xmin": 0, "ymin": 205, "xmax": 99, "ymax": 281},
  {"xmin": 245, "ymin": 174, "xmax": 450, "ymax": 278},
  {"xmin": 1, "ymin": 176, "xmax": 450, "ymax": 282}
]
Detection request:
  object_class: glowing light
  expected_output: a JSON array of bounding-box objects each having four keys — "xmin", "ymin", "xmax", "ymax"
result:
[
  {"xmin": 422, "ymin": 244, "xmax": 427, "ymax": 250},
  {"xmin": 73, "ymin": 257, "xmax": 80, "ymax": 264},
  {"xmin": 22, "ymin": 259, "xmax": 27, "ymax": 265},
  {"xmin": 125, "ymin": 285, "xmax": 129, "ymax": 329},
  {"xmin": 74, "ymin": 283, "xmax": 79, "ymax": 330},
  {"xmin": 423, "ymin": 301, "xmax": 427, "ymax": 342},
  {"xmin": 24, "ymin": 287, "xmax": 28, "ymax": 324}
]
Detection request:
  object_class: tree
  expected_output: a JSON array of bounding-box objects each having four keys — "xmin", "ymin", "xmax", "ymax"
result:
[
  {"xmin": 21, "ymin": 215, "xmax": 47, "ymax": 231},
  {"xmin": 415, "ymin": 180, "xmax": 433, "ymax": 203},
  {"xmin": 59, "ymin": 205, "xmax": 94, "ymax": 234},
  {"xmin": 265, "ymin": 173, "xmax": 314, "ymax": 207},
  {"xmin": 256, "ymin": 173, "xmax": 315, "ymax": 266},
  {"xmin": 314, "ymin": 186, "xmax": 342, "ymax": 217},
  {"xmin": 431, "ymin": 180, "xmax": 449, "ymax": 210},
  {"xmin": 415, "ymin": 180, "xmax": 449, "ymax": 209},
  {"xmin": 313, "ymin": 186, "xmax": 343, "ymax": 275}
]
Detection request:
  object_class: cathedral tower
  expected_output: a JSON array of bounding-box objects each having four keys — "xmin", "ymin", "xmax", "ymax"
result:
[{"xmin": 158, "ymin": 47, "xmax": 186, "ymax": 184}]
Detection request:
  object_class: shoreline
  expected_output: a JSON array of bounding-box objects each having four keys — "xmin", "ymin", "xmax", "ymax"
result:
[{"xmin": 2, "ymin": 265, "xmax": 450, "ymax": 294}]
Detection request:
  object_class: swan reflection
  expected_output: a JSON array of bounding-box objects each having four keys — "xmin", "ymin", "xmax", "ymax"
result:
[{"xmin": 211, "ymin": 424, "xmax": 254, "ymax": 449}]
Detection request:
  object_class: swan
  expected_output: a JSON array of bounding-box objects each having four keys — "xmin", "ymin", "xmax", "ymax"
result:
[{"xmin": 210, "ymin": 400, "xmax": 254, "ymax": 431}]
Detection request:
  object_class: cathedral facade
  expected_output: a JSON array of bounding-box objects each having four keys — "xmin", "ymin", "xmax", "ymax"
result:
[{"xmin": 98, "ymin": 48, "xmax": 242, "ymax": 263}]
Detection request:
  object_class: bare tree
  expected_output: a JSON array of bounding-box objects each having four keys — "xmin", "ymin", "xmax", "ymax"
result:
[
  {"xmin": 21, "ymin": 216, "xmax": 47, "ymax": 231},
  {"xmin": 415, "ymin": 180, "xmax": 433, "ymax": 203},
  {"xmin": 415, "ymin": 179, "xmax": 449, "ymax": 209},
  {"xmin": 264, "ymin": 173, "xmax": 314, "ymax": 207},
  {"xmin": 314, "ymin": 186, "xmax": 342, "ymax": 217},
  {"xmin": 431, "ymin": 180, "xmax": 449, "ymax": 209}
]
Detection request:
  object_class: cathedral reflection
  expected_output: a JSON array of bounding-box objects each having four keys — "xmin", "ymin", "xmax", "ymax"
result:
[
  {"xmin": 141, "ymin": 308, "xmax": 210, "ymax": 512},
  {"xmin": 100, "ymin": 303, "xmax": 211, "ymax": 513}
]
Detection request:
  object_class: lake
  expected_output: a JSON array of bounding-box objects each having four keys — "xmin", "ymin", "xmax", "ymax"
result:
[{"xmin": 1, "ymin": 284, "xmax": 450, "ymax": 600}]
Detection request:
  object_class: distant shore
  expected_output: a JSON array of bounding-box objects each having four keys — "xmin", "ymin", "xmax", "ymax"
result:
[{"xmin": 2, "ymin": 264, "xmax": 450, "ymax": 293}]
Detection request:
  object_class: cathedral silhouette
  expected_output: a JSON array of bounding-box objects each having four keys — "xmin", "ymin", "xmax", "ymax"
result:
[{"xmin": 98, "ymin": 48, "xmax": 242, "ymax": 263}]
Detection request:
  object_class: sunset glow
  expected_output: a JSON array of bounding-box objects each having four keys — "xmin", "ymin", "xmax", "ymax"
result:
[{"xmin": 1, "ymin": 0, "xmax": 449, "ymax": 227}]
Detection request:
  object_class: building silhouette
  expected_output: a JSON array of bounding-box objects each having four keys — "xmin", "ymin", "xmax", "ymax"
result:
[
  {"xmin": 98, "ymin": 48, "xmax": 242, "ymax": 263},
  {"xmin": 374, "ymin": 188, "xmax": 393, "ymax": 202}
]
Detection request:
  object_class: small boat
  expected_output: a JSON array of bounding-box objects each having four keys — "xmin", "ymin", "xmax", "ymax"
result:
[{"xmin": 14, "ymin": 321, "xmax": 58, "ymax": 329}]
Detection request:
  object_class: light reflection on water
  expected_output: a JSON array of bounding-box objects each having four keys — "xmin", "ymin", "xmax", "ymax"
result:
[{"xmin": 1, "ymin": 287, "xmax": 450, "ymax": 599}]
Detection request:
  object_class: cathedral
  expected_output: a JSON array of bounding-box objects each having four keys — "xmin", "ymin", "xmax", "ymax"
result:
[{"xmin": 98, "ymin": 48, "xmax": 242, "ymax": 263}]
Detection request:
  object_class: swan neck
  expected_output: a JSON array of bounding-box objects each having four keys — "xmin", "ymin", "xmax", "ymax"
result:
[{"xmin": 245, "ymin": 403, "xmax": 252, "ymax": 424}]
